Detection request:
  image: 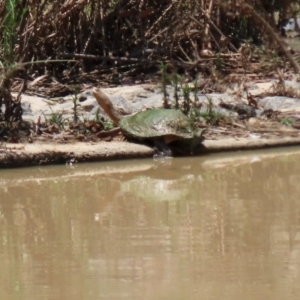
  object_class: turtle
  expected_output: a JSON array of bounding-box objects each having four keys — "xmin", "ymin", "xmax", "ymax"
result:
[{"xmin": 92, "ymin": 88, "xmax": 204, "ymax": 155}]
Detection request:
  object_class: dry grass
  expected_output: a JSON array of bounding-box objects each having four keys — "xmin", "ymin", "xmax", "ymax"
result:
[{"xmin": 0, "ymin": 0, "xmax": 299, "ymax": 124}]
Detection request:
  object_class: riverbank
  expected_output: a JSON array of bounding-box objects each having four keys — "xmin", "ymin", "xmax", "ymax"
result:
[
  {"xmin": 2, "ymin": 78, "xmax": 300, "ymax": 168},
  {"xmin": 2, "ymin": 136, "xmax": 300, "ymax": 168}
]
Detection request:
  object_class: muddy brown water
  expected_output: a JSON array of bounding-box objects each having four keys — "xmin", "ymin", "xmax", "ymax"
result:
[{"xmin": 1, "ymin": 148, "xmax": 300, "ymax": 300}]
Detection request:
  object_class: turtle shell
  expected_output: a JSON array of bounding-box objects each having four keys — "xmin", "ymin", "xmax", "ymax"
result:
[{"xmin": 119, "ymin": 109, "xmax": 198, "ymax": 140}]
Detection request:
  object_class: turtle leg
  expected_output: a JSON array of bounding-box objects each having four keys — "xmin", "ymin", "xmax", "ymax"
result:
[{"xmin": 153, "ymin": 139, "xmax": 173, "ymax": 157}]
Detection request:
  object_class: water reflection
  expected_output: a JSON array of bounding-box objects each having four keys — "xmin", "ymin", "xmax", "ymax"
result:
[{"xmin": 1, "ymin": 148, "xmax": 300, "ymax": 299}]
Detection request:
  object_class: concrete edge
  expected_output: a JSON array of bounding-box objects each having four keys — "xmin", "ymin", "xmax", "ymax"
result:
[{"xmin": 1, "ymin": 137, "xmax": 300, "ymax": 168}]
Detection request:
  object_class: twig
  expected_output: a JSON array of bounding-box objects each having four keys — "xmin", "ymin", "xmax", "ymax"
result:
[
  {"xmin": 145, "ymin": 2, "xmax": 175, "ymax": 37},
  {"xmin": 239, "ymin": 2, "xmax": 300, "ymax": 74},
  {"xmin": 61, "ymin": 53, "xmax": 150, "ymax": 63},
  {"xmin": 203, "ymin": 0, "xmax": 214, "ymax": 50}
]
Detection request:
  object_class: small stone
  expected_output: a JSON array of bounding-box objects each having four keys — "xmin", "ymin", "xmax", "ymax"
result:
[{"xmin": 248, "ymin": 118, "xmax": 258, "ymax": 125}]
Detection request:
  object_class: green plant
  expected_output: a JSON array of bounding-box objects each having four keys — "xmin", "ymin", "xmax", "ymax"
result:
[
  {"xmin": 200, "ymin": 97, "xmax": 222, "ymax": 125},
  {"xmin": 1, "ymin": 0, "xmax": 27, "ymax": 65},
  {"xmin": 102, "ymin": 121, "xmax": 115, "ymax": 131},
  {"xmin": 182, "ymin": 84, "xmax": 191, "ymax": 115},
  {"xmin": 170, "ymin": 73, "xmax": 182, "ymax": 109},
  {"xmin": 94, "ymin": 107, "xmax": 101, "ymax": 122},
  {"xmin": 188, "ymin": 107, "xmax": 202, "ymax": 123},
  {"xmin": 192, "ymin": 79, "xmax": 199, "ymax": 105},
  {"xmin": 71, "ymin": 85, "xmax": 80, "ymax": 124},
  {"xmin": 103, "ymin": 120, "xmax": 115, "ymax": 131},
  {"xmin": 47, "ymin": 109, "xmax": 66, "ymax": 129},
  {"xmin": 281, "ymin": 118, "xmax": 294, "ymax": 126},
  {"xmin": 92, "ymin": 109, "xmax": 114, "ymax": 131},
  {"xmin": 214, "ymin": 55, "xmax": 224, "ymax": 72},
  {"xmin": 0, "ymin": 122, "xmax": 10, "ymax": 138},
  {"xmin": 0, "ymin": 0, "xmax": 27, "ymax": 125},
  {"xmin": 160, "ymin": 62, "xmax": 170, "ymax": 108}
]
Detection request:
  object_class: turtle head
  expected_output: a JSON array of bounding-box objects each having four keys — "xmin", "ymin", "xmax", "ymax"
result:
[{"xmin": 93, "ymin": 88, "xmax": 122, "ymax": 126}]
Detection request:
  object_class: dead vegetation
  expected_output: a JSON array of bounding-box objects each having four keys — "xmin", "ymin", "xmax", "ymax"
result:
[{"xmin": 0, "ymin": 0, "xmax": 300, "ymax": 141}]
